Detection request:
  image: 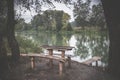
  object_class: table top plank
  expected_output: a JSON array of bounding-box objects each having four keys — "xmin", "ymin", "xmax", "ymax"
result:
[{"xmin": 41, "ymin": 45, "xmax": 74, "ymax": 51}]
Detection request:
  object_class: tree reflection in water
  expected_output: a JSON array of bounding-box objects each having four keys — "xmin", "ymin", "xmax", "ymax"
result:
[
  {"xmin": 17, "ymin": 30, "xmax": 109, "ymax": 66},
  {"xmin": 74, "ymin": 30, "xmax": 109, "ymax": 66}
]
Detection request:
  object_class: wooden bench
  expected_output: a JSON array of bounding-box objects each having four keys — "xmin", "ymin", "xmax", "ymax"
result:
[
  {"xmin": 82, "ymin": 56, "xmax": 102, "ymax": 67},
  {"xmin": 20, "ymin": 53, "xmax": 71, "ymax": 76}
]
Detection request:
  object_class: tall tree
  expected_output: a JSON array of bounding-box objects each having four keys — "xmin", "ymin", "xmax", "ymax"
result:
[
  {"xmin": 74, "ymin": 0, "xmax": 91, "ymax": 28},
  {"xmin": 7, "ymin": 0, "xmax": 20, "ymax": 61},
  {"xmin": 31, "ymin": 10, "xmax": 71, "ymax": 31},
  {"xmin": 55, "ymin": 11, "xmax": 63, "ymax": 31},
  {"xmin": 0, "ymin": 0, "xmax": 54, "ymax": 63},
  {"xmin": 89, "ymin": 2, "xmax": 106, "ymax": 29},
  {"xmin": 0, "ymin": 0, "xmax": 9, "ymax": 79}
]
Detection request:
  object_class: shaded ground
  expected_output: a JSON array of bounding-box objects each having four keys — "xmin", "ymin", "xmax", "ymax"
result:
[{"xmin": 1, "ymin": 57, "xmax": 119, "ymax": 80}]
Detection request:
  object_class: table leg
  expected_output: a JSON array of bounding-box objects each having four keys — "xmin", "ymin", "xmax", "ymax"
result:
[
  {"xmin": 67, "ymin": 56, "xmax": 71, "ymax": 68},
  {"xmin": 61, "ymin": 50, "xmax": 65, "ymax": 58},
  {"xmin": 60, "ymin": 50, "xmax": 66, "ymax": 75},
  {"xmin": 48, "ymin": 49, "xmax": 53, "ymax": 68},
  {"xmin": 49, "ymin": 49, "xmax": 53, "ymax": 55}
]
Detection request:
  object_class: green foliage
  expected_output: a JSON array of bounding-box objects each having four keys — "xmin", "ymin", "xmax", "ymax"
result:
[
  {"xmin": 74, "ymin": 0, "xmax": 91, "ymax": 27},
  {"xmin": 17, "ymin": 30, "xmax": 109, "ymax": 64},
  {"xmin": 16, "ymin": 35, "xmax": 42, "ymax": 53},
  {"xmin": 55, "ymin": 11, "xmax": 63, "ymax": 31},
  {"xmin": 15, "ymin": 18, "xmax": 32, "ymax": 31},
  {"xmin": 73, "ymin": 0, "xmax": 106, "ymax": 29},
  {"xmin": 74, "ymin": 30, "xmax": 109, "ymax": 63},
  {"xmin": 89, "ymin": 3, "xmax": 106, "ymax": 29},
  {"xmin": 14, "ymin": 0, "xmax": 106, "ymax": 31},
  {"xmin": 66, "ymin": 23, "xmax": 73, "ymax": 31},
  {"xmin": 30, "ymin": 10, "xmax": 72, "ymax": 31}
]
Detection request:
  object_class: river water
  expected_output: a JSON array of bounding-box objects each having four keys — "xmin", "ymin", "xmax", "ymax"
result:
[{"xmin": 17, "ymin": 30, "xmax": 109, "ymax": 67}]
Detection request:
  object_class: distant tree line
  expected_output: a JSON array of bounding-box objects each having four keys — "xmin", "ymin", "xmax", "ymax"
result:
[
  {"xmin": 15, "ymin": 0, "xmax": 106, "ymax": 31},
  {"xmin": 15, "ymin": 10, "xmax": 72, "ymax": 31}
]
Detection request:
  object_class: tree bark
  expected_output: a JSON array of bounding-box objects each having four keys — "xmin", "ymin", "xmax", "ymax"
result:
[
  {"xmin": 101, "ymin": 0, "xmax": 120, "ymax": 77},
  {"xmin": 0, "ymin": 34, "xmax": 8, "ymax": 79},
  {"xmin": 7, "ymin": 0, "xmax": 20, "ymax": 61}
]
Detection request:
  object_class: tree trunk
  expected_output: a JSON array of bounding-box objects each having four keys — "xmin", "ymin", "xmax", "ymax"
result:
[
  {"xmin": 0, "ymin": 34, "xmax": 8, "ymax": 79},
  {"xmin": 7, "ymin": 0, "xmax": 20, "ymax": 61},
  {"xmin": 101, "ymin": 0, "xmax": 120, "ymax": 77}
]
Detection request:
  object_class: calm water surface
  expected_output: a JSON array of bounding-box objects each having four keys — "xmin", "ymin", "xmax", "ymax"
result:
[{"xmin": 17, "ymin": 30, "xmax": 109, "ymax": 67}]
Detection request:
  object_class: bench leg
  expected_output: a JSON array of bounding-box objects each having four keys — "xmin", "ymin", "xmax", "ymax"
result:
[
  {"xmin": 96, "ymin": 61, "xmax": 98, "ymax": 67},
  {"xmin": 48, "ymin": 49, "xmax": 53, "ymax": 68},
  {"xmin": 67, "ymin": 56, "xmax": 71, "ymax": 68},
  {"xmin": 59, "ymin": 61, "xmax": 65, "ymax": 76},
  {"xmin": 30, "ymin": 56, "xmax": 35, "ymax": 69},
  {"xmin": 89, "ymin": 63, "xmax": 92, "ymax": 66},
  {"xmin": 49, "ymin": 59, "xmax": 53, "ymax": 68}
]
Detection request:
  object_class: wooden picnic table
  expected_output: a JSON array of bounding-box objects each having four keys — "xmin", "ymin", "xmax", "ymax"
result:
[
  {"xmin": 41, "ymin": 45, "xmax": 74, "ymax": 75},
  {"xmin": 41, "ymin": 45, "xmax": 74, "ymax": 58},
  {"xmin": 20, "ymin": 45, "xmax": 74, "ymax": 76},
  {"xmin": 41, "ymin": 45, "xmax": 74, "ymax": 59}
]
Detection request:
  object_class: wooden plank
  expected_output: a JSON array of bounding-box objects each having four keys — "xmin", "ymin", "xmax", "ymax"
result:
[
  {"xmin": 41, "ymin": 45, "xmax": 74, "ymax": 51},
  {"xmin": 53, "ymin": 53, "xmax": 75, "ymax": 57},
  {"xmin": 20, "ymin": 53, "xmax": 66, "ymax": 62},
  {"xmin": 20, "ymin": 53, "xmax": 72, "ymax": 76},
  {"xmin": 82, "ymin": 56, "xmax": 101, "ymax": 65}
]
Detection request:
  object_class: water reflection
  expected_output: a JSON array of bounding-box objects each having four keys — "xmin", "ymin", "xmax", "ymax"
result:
[
  {"xmin": 17, "ymin": 30, "xmax": 109, "ymax": 66},
  {"xmin": 72, "ymin": 31, "xmax": 109, "ymax": 66}
]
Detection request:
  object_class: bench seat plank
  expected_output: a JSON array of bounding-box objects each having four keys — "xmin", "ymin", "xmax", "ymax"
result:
[{"xmin": 20, "ymin": 53, "xmax": 66, "ymax": 62}]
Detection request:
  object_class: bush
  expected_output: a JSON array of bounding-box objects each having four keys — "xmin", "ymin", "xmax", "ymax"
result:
[{"xmin": 16, "ymin": 35, "xmax": 42, "ymax": 53}]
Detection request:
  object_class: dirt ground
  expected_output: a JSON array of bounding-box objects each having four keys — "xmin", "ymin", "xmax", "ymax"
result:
[{"xmin": 1, "ymin": 57, "xmax": 119, "ymax": 80}]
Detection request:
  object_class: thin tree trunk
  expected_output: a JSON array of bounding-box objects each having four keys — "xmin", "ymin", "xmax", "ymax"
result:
[{"xmin": 7, "ymin": 0, "xmax": 20, "ymax": 61}]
